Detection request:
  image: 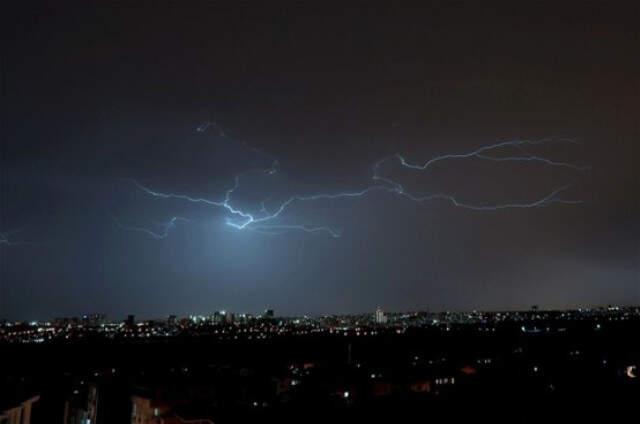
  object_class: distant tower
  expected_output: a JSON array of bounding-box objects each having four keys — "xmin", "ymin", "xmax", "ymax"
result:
[
  {"xmin": 375, "ymin": 307, "xmax": 387, "ymax": 324},
  {"xmin": 264, "ymin": 309, "xmax": 274, "ymax": 319},
  {"xmin": 125, "ymin": 315, "xmax": 135, "ymax": 327}
]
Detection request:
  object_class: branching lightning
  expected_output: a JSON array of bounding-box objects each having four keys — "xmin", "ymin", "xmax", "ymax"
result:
[
  {"xmin": 390, "ymin": 139, "xmax": 591, "ymax": 172},
  {"xmin": 0, "ymin": 232, "xmax": 16, "ymax": 246},
  {"xmin": 393, "ymin": 184, "xmax": 583, "ymax": 210},
  {"xmin": 122, "ymin": 131, "xmax": 589, "ymax": 239}
]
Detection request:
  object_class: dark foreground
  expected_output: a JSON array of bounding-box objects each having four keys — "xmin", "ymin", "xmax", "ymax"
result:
[{"xmin": 2, "ymin": 318, "xmax": 639, "ymax": 422}]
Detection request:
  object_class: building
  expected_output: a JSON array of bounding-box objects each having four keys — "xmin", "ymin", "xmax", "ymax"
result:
[
  {"xmin": 167, "ymin": 315, "xmax": 177, "ymax": 327},
  {"xmin": 0, "ymin": 396, "xmax": 40, "ymax": 424},
  {"xmin": 375, "ymin": 308, "xmax": 387, "ymax": 324},
  {"xmin": 53, "ymin": 317, "xmax": 81, "ymax": 327},
  {"xmin": 210, "ymin": 312, "xmax": 223, "ymax": 324},
  {"xmin": 125, "ymin": 315, "xmax": 136, "ymax": 327},
  {"xmin": 131, "ymin": 396, "xmax": 215, "ymax": 424},
  {"xmin": 82, "ymin": 314, "xmax": 107, "ymax": 327},
  {"xmin": 63, "ymin": 384, "xmax": 98, "ymax": 424},
  {"xmin": 131, "ymin": 396, "xmax": 173, "ymax": 424}
]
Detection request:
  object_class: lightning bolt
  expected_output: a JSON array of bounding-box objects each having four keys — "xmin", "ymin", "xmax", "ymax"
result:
[
  {"xmin": 197, "ymin": 120, "xmax": 279, "ymax": 170},
  {"xmin": 114, "ymin": 216, "xmax": 190, "ymax": 240},
  {"xmin": 248, "ymin": 224, "xmax": 342, "ymax": 238},
  {"xmin": 123, "ymin": 135, "xmax": 588, "ymax": 239},
  {"xmin": 196, "ymin": 121, "xmax": 213, "ymax": 133},
  {"xmin": 0, "ymin": 229, "xmax": 33, "ymax": 247}
]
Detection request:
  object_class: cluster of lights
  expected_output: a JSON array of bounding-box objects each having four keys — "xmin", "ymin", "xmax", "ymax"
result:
[{"xmin": 3, "ymin": 306, "xmax": 638, "ymax": 344}]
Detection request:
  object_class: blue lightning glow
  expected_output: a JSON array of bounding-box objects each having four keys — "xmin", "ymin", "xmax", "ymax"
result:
[{"xmin": 124, "ymin": 136, "xmax": 588, "ymax": 239}]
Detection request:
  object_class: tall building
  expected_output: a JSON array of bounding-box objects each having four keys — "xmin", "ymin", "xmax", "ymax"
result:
[
  {"xmin": 210, "ymin": 311, "xmax": 223, "ymax": 324},
  {"xmin": 63, "ymin": 385, "xmax": 97, "ymax": 424},
  {"xmin": 125, "ymin": 315, "xmax": 136, "ymax": 328},
  {"xmin": 167, "ymin": 315, "xmax": 177, "ymax": 327},
  {"xmin": 375, "ymin": 307, "xmax": 387, "ymax": 324}
]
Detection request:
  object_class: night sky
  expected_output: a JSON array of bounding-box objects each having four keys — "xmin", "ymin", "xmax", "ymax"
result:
[{"xmin": 2, "ymin": 1, "xmax": 639, "ymax": 320}]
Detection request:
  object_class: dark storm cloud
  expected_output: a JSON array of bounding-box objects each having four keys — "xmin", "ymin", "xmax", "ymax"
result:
[{"xmin": 1, "ymin": 1, "xmax": 638, "ymax": 319}]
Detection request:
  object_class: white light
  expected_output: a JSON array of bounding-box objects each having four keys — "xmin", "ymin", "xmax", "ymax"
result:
[{"xmin": 343, "ymin": 391, "xmax": 350, "ymax": 399}]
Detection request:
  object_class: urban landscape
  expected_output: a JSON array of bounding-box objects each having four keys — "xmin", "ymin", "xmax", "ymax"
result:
[{"xmin": 2, "ymin": 306, "xmax": 639, "ymax": 422}]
